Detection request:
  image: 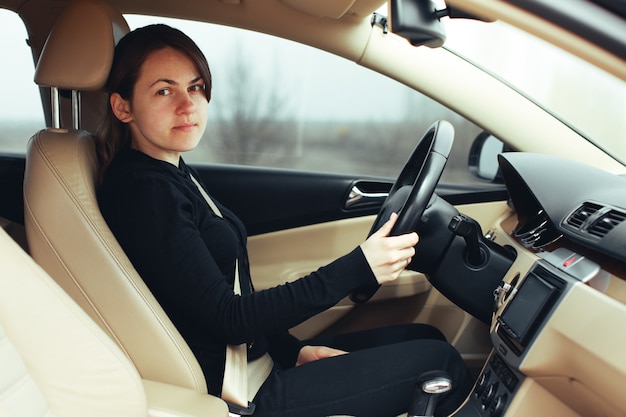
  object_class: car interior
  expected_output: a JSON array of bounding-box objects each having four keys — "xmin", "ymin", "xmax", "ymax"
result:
[{"xmin": 0, "ymin": 0, "xmax": 625, "ymax": 416}]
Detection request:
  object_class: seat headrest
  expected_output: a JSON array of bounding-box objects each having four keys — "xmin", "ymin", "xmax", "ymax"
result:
[{"xmin": 34, "ymin": 0, "xmax": 129, "ymax": 91}]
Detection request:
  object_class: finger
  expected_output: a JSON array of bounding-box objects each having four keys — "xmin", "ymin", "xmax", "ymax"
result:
[
  {"xmin": 389, "ymin": 247, "xmax": 414, "ymax": 269},
  {"xmin": 325, "ymin": 347, "xmax": 348, "ymax": 357},
  {"xmin": 314, "ymin": 346, "xmax": 348, "ymax": 361},
  {"xmin": 388, "ymin": 258, "xmax": 411, "ymax": 279},
  {"xmin": 394, "ymin": 256, "xmax": 411, "ymax": 270},
  {"xmin": 371, "ymin": 212, "xmax": 398, "ymax": 238},
  {"xmin": 385, "ymin": 232, "xmax": 419, "ymax": 250}
]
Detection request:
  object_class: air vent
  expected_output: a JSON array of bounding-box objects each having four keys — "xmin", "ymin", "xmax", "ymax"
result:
[
  {"xmin": 565, "ymin": 202, "xmax": 603, "ymax": 229},
  {"xmin": 514, "ymin": 210, "xmax": 562, "ymax": 249},
  {"xmin": 588, "ymin": 210, "xmax": 626, "ymax": 238},
  {"xmin": 565, "ymin": 202, "xmax": 626, "ymax": 239}
]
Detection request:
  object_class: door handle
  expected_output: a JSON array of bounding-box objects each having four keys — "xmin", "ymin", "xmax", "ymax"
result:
[{"xmin": 344, "ymin": 183, "xmax": 389, "ymax": 209}]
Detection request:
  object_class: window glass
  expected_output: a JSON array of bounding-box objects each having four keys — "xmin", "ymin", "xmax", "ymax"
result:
[
  {"xmin": 125, "ymin": 15, "xmax": 486, "ymax": 184},
  {"xmin": 0, "ymin": 9, "xmax": 45, "ymax": 154},
  {"xmin": 444, "ymin": 18, "xmax": 626, "ymax": 164}
]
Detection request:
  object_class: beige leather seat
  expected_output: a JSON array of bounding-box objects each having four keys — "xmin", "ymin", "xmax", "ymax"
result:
[
  {"xmin": 0, "ymin": 227, "xmax": 228, "ymax": 417},
  {"xmin": 23, "ymin": 0, "xmax": 209, "ymax": 395}
]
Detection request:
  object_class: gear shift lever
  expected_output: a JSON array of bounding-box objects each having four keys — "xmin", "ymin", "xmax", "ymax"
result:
[{"xmin": 408, "ymin": 370, "xmax": 453, "ymax": 417}]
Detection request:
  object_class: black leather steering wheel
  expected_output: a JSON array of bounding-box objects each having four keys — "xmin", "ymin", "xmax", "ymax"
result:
[{"xmin": 351, "ymin": 120, "xmax": 455, "ymax": 303}]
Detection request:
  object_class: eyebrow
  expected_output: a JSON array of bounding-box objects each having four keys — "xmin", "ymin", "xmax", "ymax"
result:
[{"xmin": 150, "ymin": 76, "xmax": 203, "ymax": 88}]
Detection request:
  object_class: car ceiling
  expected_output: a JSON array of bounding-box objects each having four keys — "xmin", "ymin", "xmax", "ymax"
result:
[
  {"xmin": 9, "ymin": 0, "xmax": 385, "ymax": 76},
  {"xmin": 5, "ymin": 0, "xmax": 625, "ymax": 83}
]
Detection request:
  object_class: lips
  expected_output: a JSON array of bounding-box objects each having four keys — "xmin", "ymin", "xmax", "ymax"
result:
[{"xmin": 173, "ymin": 123, "xmax": 197, "ymax": 132}]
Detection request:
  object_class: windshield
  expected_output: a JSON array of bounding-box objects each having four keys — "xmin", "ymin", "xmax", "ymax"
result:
[{"xmin": 442, "ymin": 18, "xmax": 626, "ymax": 164}]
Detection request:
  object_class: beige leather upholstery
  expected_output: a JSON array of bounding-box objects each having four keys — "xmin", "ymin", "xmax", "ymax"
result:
[
  {"xmin": 24, "ymin": 130, "xmax": 207, "ymax": 392},
  {"xmin": 23, "ymin": 0, "xmax": 208, "ymax": 394},
  {"xmin": 0, "ymin": 227, "xmax": 228, "ymax": 417},
  {"xmin": 34, "ymin": 0, "xmax": 128, "ymax": 91},
  {"xmin": 0, "ymin": 227, "xmax": 146, "ymax": 417}
]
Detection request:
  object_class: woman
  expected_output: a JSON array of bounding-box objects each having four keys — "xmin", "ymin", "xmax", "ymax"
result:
[{"xmin": 97, "ymin": 24, "xmax": 472, "ymax": 417}]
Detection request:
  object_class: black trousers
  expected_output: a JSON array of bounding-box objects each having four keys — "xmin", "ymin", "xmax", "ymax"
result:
[{"xmin": 253, "ymin": 324, "xmax": 474, "ymax": 417}]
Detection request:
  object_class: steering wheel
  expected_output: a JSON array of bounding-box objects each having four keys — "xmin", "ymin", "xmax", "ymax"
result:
[{"xmin": 351, "ymin": 120, "xmax": 454, "ymax": 303}]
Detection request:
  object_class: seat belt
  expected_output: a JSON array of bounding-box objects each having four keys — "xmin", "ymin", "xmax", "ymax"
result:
[{"xmin": 190, "ymin": 174, "xmax": 273, "ymax": 415}]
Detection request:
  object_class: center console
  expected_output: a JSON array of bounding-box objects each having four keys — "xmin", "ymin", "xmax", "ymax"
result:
[
  {"xmin": 468, "ymin": 354, "xmax": 522, "ymax": 417},
  {"xmin": 453, "ymin": 248, "xmax": 608, "ymax": 417}
]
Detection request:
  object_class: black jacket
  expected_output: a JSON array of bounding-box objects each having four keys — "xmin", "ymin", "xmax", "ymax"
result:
[{"xmin": 98, "ymin": 148, "xmax": 377, "ymax": 395}]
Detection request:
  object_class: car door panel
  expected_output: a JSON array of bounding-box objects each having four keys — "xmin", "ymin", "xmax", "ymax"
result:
[
  {"xmin": 193, "ymin": 164, "xmax": 508, "ymax": 236},
  {"xmin": 0, "ymin": 155, "xmax": 26, "ymax": 225}
]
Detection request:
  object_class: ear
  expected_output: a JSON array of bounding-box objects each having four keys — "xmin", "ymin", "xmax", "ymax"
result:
[{"xmin": 110, "ymin": 93, "xmax": 133, "ymax": 123}]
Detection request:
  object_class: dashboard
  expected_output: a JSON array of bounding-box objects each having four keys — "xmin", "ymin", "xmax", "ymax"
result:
[
  {"xmin": 453, "ymin": 153, "xmax": 626, "ymax": 417},
  {"xmin": 498, "ymin": 152, "xmax": 626, "ymax": 265}
]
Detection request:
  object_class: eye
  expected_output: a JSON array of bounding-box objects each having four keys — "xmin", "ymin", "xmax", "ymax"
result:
[
  {"xmin": 189, "ymin": 84, "xmax": 205, "ymax": 93},
  {"xmin": 156, "ymin": 88, "xmax": 171, "ymax": 96}
]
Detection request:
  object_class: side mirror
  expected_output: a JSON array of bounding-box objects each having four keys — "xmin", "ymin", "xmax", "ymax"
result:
[{"xmin": 468, "ymin": 132, "xmax": 513, "ymax": 183}]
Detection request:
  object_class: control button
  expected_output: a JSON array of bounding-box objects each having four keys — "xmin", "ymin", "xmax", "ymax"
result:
[
  {"xmin": 481, "ymin": 382, "xmax": 499, "ymax": 409},
  {"xmin": 490, "ymin": 392, "xmax": 508, "ymax": 417},
  {"xmin": 474, "ymin": 371, "xmax": 490, "ymax": 398},
  {"xmin": 562, "ymin": 254, "xmax": 578, "ymax": 267},
  {"xmin": 498, "ymin": 344, "xmax": 507, "ymax": 356}
]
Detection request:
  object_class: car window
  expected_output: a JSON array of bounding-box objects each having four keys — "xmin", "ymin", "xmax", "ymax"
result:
[
  {"xmin": 132, "ymin": 15, "xmax": 489, "ymax": 185},
  {"xmin": 0, "ymin": 9, "xmax": 45, "ymax": 155},
  {"xmin": 444, "ymin": 18, "xmax": 626, "ymax": 165}
]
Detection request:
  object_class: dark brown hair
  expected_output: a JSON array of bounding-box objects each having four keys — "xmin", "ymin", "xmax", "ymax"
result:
[{"xmin": 96, "ymin": 24, "xmax": 212, "ymax": 181}]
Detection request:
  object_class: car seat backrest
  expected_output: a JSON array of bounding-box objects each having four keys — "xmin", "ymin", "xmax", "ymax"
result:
[
  {"xmin": 0, "ymin": 227, "xmax": 147, "ymax": 417},
  {"xmin": 23, "ymin": 0, "xmax": 208, "ymax": 393}
]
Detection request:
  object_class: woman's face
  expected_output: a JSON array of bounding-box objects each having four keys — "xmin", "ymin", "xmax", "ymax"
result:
[{"xmin": 110, "ymin": 47, "xmax": 209, "ymax": 165}]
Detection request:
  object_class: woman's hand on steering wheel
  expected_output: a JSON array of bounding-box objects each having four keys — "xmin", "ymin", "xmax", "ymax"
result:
[
  {"xmin": 360, "ymin": 213, "xmax": 419, "ymax": 285},
  {"xmin": 351, "ymin": 120, "xmax": 454, "ymax": 303}
]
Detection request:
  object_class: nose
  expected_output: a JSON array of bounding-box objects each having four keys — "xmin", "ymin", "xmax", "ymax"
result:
[{"xmin": 177, "ymin": 92, "xmax": 195, "ymax": 113}]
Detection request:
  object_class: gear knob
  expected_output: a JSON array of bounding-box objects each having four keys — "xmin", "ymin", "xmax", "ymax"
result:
[{"xmin": 408, "ymin": 370, "xmax": 453, "ymax": 417}]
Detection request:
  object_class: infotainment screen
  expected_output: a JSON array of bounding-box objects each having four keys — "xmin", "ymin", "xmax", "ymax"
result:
[{"xmin": 498, "ymin": 271, "xmax": 558, "ymax": 346}]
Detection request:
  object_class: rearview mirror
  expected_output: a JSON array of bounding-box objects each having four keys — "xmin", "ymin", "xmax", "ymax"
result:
[
  {"xmin": 388, "ymin": 0, "xmax": 494, "ymax": 47},
  {"xmin": 389, "ymin": 0, "xmax": 446, "ymax": 47}
]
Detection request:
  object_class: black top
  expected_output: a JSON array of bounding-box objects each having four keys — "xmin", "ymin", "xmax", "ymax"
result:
[{"xmin": 97, "ymin": 148, "xmax": 378, "ymax": 395}]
